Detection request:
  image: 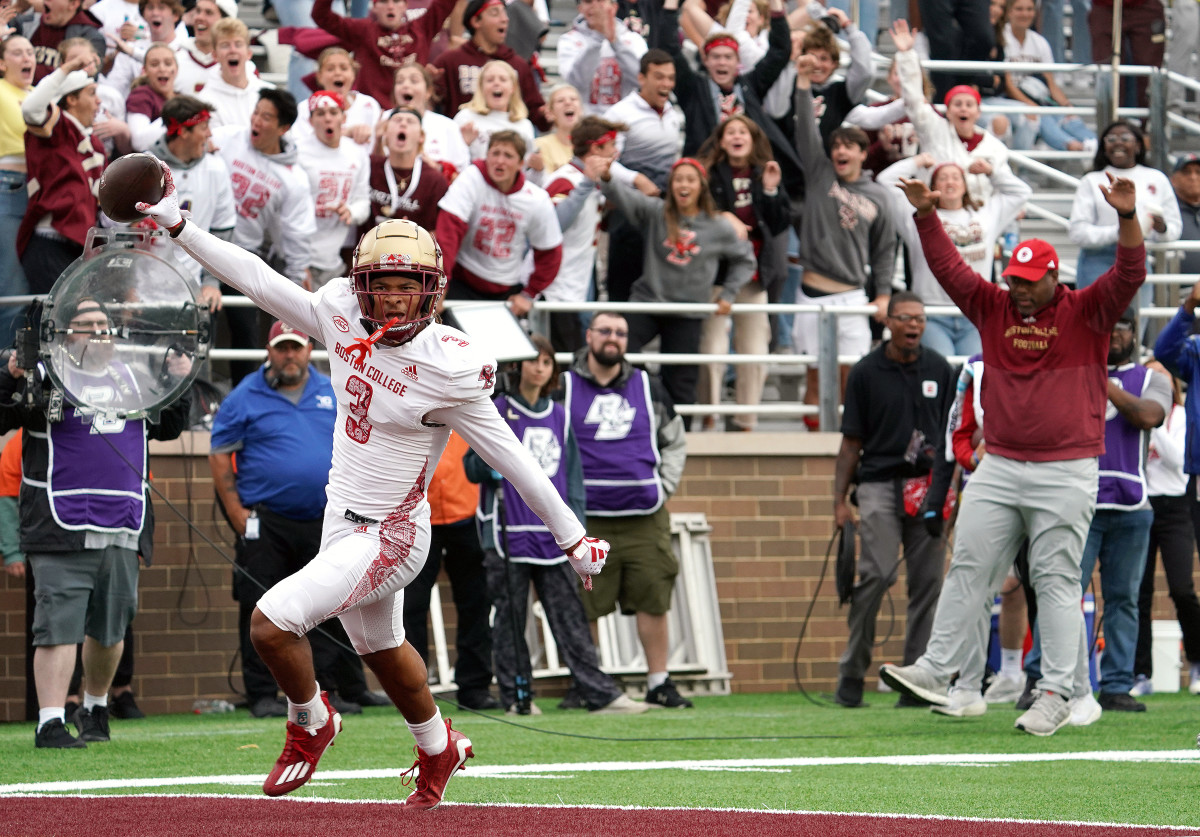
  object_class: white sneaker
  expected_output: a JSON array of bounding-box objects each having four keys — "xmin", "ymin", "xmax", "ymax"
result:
[
  {"xmin": 1189, "ymin": 664, "xmax": 1200, "ymax": 696},
  {"xmin": 931, "ymin": 687, "xmax": 987, "ymax": 718},
  {"xmin": 590, "ymin": 694, "xmax": 649, "ymax": 715},
  {"xmin": 1015, "ymin": 691, "xmax": 1070, "ymax": 737},
  {"xmin": 1130, "ymin": 674, "xmax": 1153, "ymax": 697},
  {"xmin": 879, "ymin": 663, "xmax": 951, "ymax": 706},
  {"xmin": 983, "ymin": 673, "xmax": 1025, "ymax": 704},
  {"xmin": 1068, "ymin": 693, "xmax": 1102, "ymax": 727}
]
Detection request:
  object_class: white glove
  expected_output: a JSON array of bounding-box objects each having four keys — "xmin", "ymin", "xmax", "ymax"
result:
[
  {"xmin": 566, "ymin": 536, "xmax": 609, "ymax": 591},
  {"xmin": 135, "ymin": 157, "xmax": 183, "ymax": 231}
]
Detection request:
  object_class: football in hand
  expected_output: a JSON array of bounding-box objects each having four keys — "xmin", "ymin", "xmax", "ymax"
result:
[{"xmin": 99, "ymin": 153, "xmax": 166, "ymax": 223}]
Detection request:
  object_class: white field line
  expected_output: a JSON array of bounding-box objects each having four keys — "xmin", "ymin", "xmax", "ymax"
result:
[
  {"xmin": 2, "ymin": 749, "xmax": 1199, "ymax": 795},
  {"xmin": 1, "ymin": 792, "xmax": 1199, "ymax": 833}
]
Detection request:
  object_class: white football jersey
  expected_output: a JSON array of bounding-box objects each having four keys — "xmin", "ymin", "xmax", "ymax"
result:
[
  {"xmin": 437, "ymin": 164, "xmax": 562, "ymax": 288},
  {"xmin": 175, "ymin": 222, "xmax": 586, "ymax": 550}
]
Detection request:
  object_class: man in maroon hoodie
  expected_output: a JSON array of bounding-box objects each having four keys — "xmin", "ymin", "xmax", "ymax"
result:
[
  {"xmin": 311, "ymin": 0, "xmax": 457, "ymax": 106},
  {"xmin": 880, "ymin": 172, "xmax": 1146, "ymax": 738},
  {"xmin": 17, "ymin": 0, "xmax": 105, "ymax": 82},
  {"xmin": 431, "ymin": 0, "xmax": 548, "ymax": 131}
]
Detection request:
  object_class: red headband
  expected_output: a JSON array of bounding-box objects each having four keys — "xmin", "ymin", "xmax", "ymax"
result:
[
  {"xmin": 471, "ymin": 0, "xmax": 504, "ymax": 20},
  {"xmin": 588, "ymin": 130, "xmax": 617, "ymax": 147},
  {"xmin": 704, "ymin": 35, "xmax": 739, "ymax": 55},
  {"xmin": 165, "ymin": 109, "xmax": 210, "ymax": 137},
  {"xmin": 671, "ymin": 157, "xmax": 707, "ymax": 179},
  {"xmin": 308, "ymin": 90, "xmax": 346, "ymax": 113},
  {"xmin": 943, "ymin": 84, "xmax": 981, "ymax": 107}
]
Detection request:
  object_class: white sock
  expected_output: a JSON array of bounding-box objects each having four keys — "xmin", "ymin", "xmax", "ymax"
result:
[
  {"xmin": 37, "ymin": 707, "xmax": 66, "ymax": 732},
  {"xmin": 1000, "ymin": 648, "xmax": 1022, "ymax": 679},
  {"xmin": 288, "ymin": 685, "xmax": 329, "ymax": 734},
  {"xmin": 646, "ymin": 671, "xmax": 668, "ymax": 691},
  {"xmin": 408, "ymin": 708, "xmax": 447, "ymax": 755},
  {"xmin": 84, "ymin": 691, "xmax": 108, "ymax": 711}
]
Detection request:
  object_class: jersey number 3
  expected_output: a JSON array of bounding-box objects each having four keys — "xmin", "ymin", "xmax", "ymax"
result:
[{"xmin": 345, "ymin": 375, "xmax": 374, "ymax": 444}]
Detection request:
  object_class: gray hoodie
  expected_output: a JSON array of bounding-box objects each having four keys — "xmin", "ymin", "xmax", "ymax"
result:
[
  {"xmin": 600, "ymin": 177, "xmax": 758, "ymax": 318},
  {"xmin": 149, "ymin": 136, "xmax": 235, "ymax": 289}
]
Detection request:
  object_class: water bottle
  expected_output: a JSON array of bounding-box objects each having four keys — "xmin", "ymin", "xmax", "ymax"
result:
[
  {"xmin": 1002, "ymin": 227, "xmax": 1019, "ymax": 255},
  {"xmin": 192, "ymin": 699, "xmax": 236, "ymax": 714}
]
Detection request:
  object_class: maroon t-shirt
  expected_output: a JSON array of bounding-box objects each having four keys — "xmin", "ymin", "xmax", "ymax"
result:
[
  {"xmin": 126, "ymin": 85, "xmax": 167, "ymax": 120},
  {"xmin": 364, "ymin": 155, "xmax": 449, "ymax": 236}
]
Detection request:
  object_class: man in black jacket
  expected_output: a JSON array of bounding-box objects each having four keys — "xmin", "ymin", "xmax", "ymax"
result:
[
  {"xmin": 652, "ymin": 0, "xmax": 804, "ymax": 203},
  {"xmin": 1, "ymin": 299, "xmax": 192, "ymax": 749}
]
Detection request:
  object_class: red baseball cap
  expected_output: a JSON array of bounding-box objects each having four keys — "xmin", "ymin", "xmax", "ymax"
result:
[
  {"xmin": 1001, "ymin": 239, "xmax": 1059, "ymax": 282},
  {"xmin": 268, "ymin": 321, "xmax": 310, "ymax": 347}
]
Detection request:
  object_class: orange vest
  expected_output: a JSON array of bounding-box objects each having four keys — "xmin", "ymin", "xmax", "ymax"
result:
[
  {"xmin": 427, "ymin": 431, "xmax": 478, "ymax": 526},
  {"xmin": 0, "ymin": 429, "xmax": 21, "ymax": 498}
]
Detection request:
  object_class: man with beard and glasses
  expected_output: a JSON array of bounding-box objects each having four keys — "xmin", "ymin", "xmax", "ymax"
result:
[
  {"xmin": 1021, "ymin": 309, "xmax": 1169, "ymax": 716},
  {"xmin": 882, "ymin": 173, "xmax": 1149, "ymax": 737},
  {"xmin": 560, "ymin": 312, "xmax": 689, "ymax": 708},
  {"xmin": 209, "ymin": 322, "xmax": 381, "ymax": 719},
  {"xmin": 831, "ymin": 291, "xmax": 954, "ymax": 709}
]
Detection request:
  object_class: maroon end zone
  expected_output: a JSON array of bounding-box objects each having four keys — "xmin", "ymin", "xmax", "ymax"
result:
[{"xmin": 4, "ymin": 796, "xmax": 1197, "ymax": 837}]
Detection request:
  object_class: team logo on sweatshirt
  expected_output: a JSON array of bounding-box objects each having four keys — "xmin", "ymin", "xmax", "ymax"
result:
[{"xmin": 665, "ymin": 230, "xmax": 700, "ymax": 265}]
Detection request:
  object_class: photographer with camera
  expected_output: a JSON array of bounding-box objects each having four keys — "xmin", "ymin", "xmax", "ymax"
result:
[{"xmin": 831, "ymin": 290, "xmax": 955, "ymax": 708}]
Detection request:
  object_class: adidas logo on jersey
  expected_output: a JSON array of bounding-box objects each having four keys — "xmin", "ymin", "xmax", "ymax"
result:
[{"xmin": 401, "ymin": 364, "xmax": 419, "ymax": 382}]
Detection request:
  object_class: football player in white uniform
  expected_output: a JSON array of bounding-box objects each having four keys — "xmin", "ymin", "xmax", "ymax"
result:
[{"xmin": 136, "ymin": 161, "xmax": 610, "ymax": 808}]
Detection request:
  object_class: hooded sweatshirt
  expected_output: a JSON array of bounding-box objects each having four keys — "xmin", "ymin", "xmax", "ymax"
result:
[
  {"xmin": 151, "ymin": 135, "xmax": 237, "ymax": 287},
  {"xmin": 599, "ymin": 175, "xmax": 757, "ymax": 316},
  {"xmin": 556, "ymin": 14, "xmax": 647, "ymax": 115},
  {"xmin": 212, "ymin": 125, "xmax": 317, "ymax": 283}
]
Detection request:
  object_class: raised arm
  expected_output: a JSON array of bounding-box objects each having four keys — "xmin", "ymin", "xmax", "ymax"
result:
[
  {"xmin": 137, "ymin": 160, "xmax": 322, "ymax": 336},
  {"xmin": 842, "ymin": 22, "xmax": 875, "ymax": 105}
]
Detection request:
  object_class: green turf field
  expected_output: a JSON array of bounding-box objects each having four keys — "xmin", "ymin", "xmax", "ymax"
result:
[{"xmin": 4, "ymin": 691, "xmax": 1199, "ymax": 827}]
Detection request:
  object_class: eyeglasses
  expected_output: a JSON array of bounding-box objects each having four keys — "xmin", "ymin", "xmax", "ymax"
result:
[
  {"xmin": 1113, "ymin": 321, "xmax": 1134, "ymax": 332},
  {"xmin": 591, "ymin": 327, "xmax": 628, "ymax": 338},
  {"xmin": 1103, "ymin": 133, "xmax": 1137, "ymax": 145},
  {"xmin": 888, "ymin": 314, "xmax": 926, "ymax": 325}
]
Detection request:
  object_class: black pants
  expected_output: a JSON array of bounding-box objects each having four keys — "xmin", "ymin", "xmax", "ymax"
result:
[
  {"xmin": 1135, "ymin": 491, "xmax": 1200, "ymax": 675},
  {"xmin": 605, "ymin": 210, "xmax": 645, "ymax": 303},
  {"xmin": 21, "ymin": 234, "xmax": 83, "ymax": 334},
  {"xmin": 218, "ymin": 282, "xmax": 262, "ymax": 385},
  {"xmin": 401, "ymin": 519, "xmax": 494, "ymax": 693},
  {"xmin": 625, "ymin": 313, "xmax": 703, "ymax": 429},
  {"xmin": 917, "ymin": 0, "xmax": 994, "ymax": 101},
  {"xmin": 484, "ymin": 549, "xmax": 619, "ymax": 709},
  {"xmin": 233, "ymin": 508, "xmax": 367, "ymax": 702}
]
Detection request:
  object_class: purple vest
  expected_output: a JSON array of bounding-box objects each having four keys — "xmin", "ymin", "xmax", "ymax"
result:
[
  {"xmin": 487, "ymin": 394, "xmax": 571, "ymax": 563},
  {"xmin": 1097, "ymin": 363, "xmax": 1150, "ymax": 510},
  {"xmin": 47, "ymin": 405, "xmax": 147, "ymax": 534},
  {"xmin": 564, "ymin": 369, "xmax": 663, "ymax": 516}
]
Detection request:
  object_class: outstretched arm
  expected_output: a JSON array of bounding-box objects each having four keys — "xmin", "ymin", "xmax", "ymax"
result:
[{"xmin": 137, "ymin": 159, "xmax": 321, "ymax": 337}]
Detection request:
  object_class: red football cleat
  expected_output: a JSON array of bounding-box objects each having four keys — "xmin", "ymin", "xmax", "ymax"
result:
[
  {"xmin": 262, "ymin": 692, "xmax": 342, "ymax": 797},
  {"xmin": 400, "ymin": 719, "xmax": 473, "ymax": 809}
]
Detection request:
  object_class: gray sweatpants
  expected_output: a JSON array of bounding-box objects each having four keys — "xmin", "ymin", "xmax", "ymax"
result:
[
  {"xmin": 915, "ymin": 454, "xmax": 1096, "ymax": 697},
  {"xmin": 839, "ymin": 479, "xmax": 945, "ymax": 681}
]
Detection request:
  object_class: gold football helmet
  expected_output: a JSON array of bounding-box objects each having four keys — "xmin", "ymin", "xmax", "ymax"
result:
[{"xmin": 350, "ymin": 219, "xmax": 445, "ymax": 343}]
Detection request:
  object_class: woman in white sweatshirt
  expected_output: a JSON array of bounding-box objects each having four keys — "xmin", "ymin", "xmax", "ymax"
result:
[
  {"xmin": 1068, "ymin": 120, "xmax": 1181, "ymax": 291},
  {"xmin": 878, "ymin": 152, "xmax": 1030, "ymax": 357}
]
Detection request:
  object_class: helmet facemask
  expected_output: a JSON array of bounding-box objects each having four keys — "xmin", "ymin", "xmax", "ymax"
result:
[{"xmin": 350, "ymin": 220, "xmax": 446, "ymax": 345}]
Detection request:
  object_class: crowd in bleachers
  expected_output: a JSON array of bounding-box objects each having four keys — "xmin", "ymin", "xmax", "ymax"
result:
[{"xmin": 0, "ymin": 0, "xmax": 1194, "ymax": 425}]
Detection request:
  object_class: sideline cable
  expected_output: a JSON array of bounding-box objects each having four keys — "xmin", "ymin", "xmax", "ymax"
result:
[{"xmin": 98, "ymin": 415, "xmax": 874, "ymax": 742}]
